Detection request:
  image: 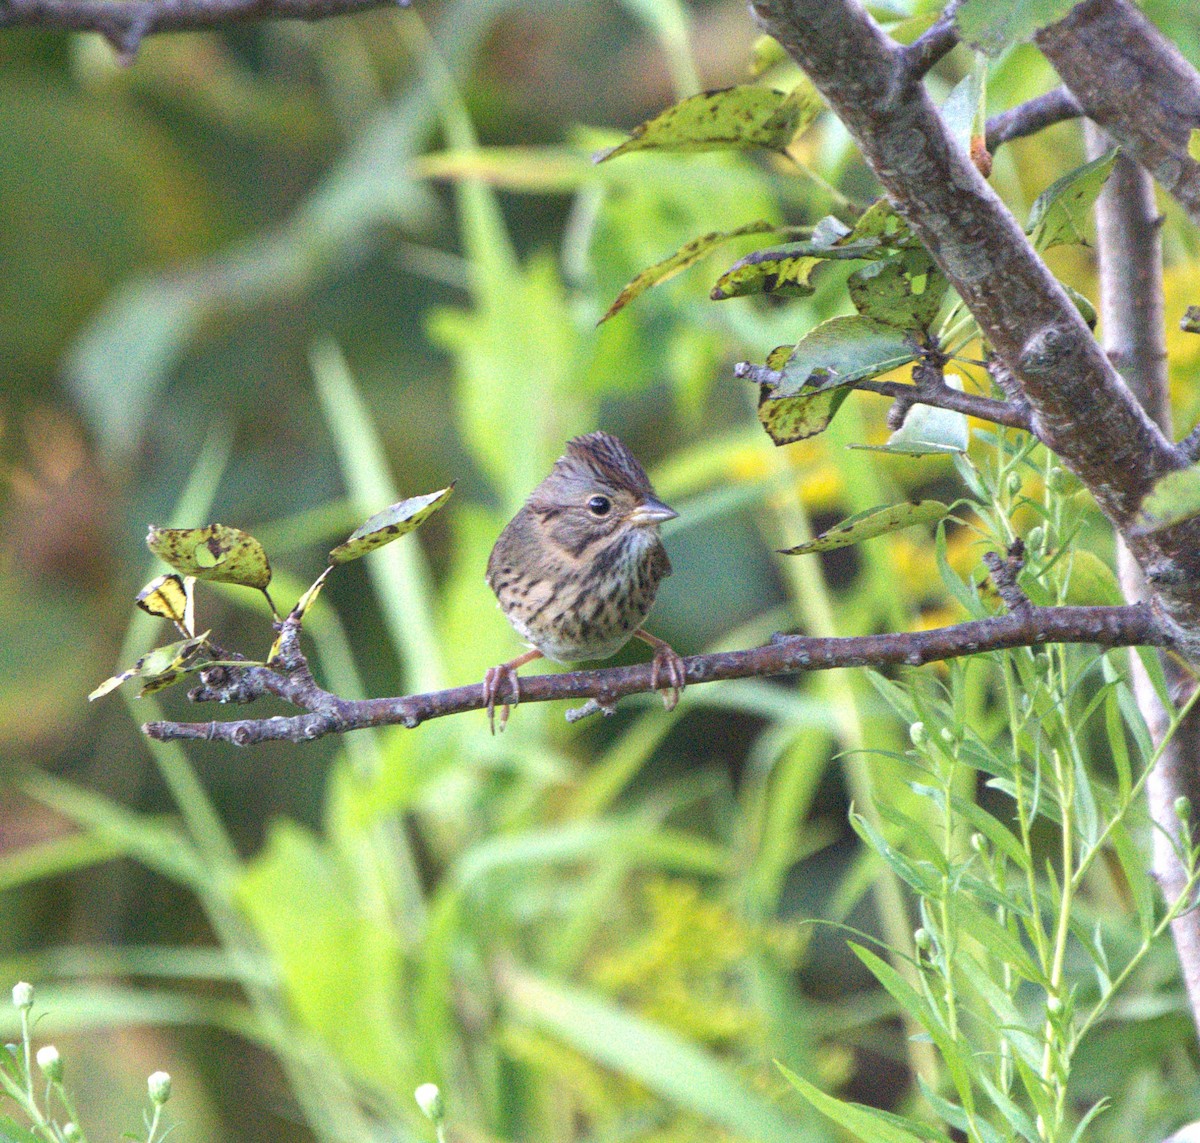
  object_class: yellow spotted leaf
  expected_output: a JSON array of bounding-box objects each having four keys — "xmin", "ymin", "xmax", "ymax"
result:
[
  {"xmin": 600, "ymin": 220, "xmax": 782, "ymax": 323},
  {"xmin": 88, "ymin": 632, "xmax": 213, "ymax": 701},
  {"xmin": 268, "ymin": 567, "xmax": 334, "ymax": 664},
  {"xmin": 779, "ymin": 501, "xmax": 950, "ymax": 555},
  {"xmin": 135, "ymin": 573, "xmax": 194, "ymax": 634},
  {"xmin": 329, "ymin": 485, "xmax": 455, "ymax": 565},
  {"xmin": 146, "ymin": 524, "xmax": 272, "ymax": 590},
  {"xmin": 593, "ymin": 84, "xmax": 821, "ymax": 163}
]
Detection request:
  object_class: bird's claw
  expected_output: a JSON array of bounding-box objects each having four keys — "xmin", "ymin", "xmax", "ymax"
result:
[
  {"xmin": 483, "ymin": 664, "xmax": 521, "ymax": 734},
  {"xmin": 649, "ymin": 644, "xmax": 686, "ymax": 712}
]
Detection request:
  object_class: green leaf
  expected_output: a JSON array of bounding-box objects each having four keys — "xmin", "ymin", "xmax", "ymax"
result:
[
  {"xmin": 146, "ymin": 523, "xmax": 272, "ymax": 590},
  {"xmin": 1064, "ymin": 283, "xmax": 1097, "ymax": 329},
  {"xmin": 851, "ymin": 373, "xmax": 969, "ymax": 455},
  {"xmin": 756, "ymin": 381, "xmax": 851, "ymax": 445},
  {"xmin": 955, "ymin": 0, "xmax": 1079, "ymax": 56},
  {"xmin": 236, "ymin": 821, "xmax": 410, "ymax": 1094},
  {"xmin": 842, "ymin": 197, "xmax": 911, "ymax": 246},
  {"xmin": 747, "ymin": 344, "xmax": 847, "ymax": 445},
  {"xmin": 1026, "ymin": 149, "xmax": 1118, "ymax": 250},
  {"xmin": 328, "ymin": 485, "xmax": 456, "ymax": 565},
  {"xmin": 1134, "ymin": 464, "xmax": 1200, "ymax": 532},
  {"xmin": 779, "ymin": 500, "xmax": 950, "ymax": 555},
  {"xmin": 593, "ymin": 84, "xmax": 821, "ymax": 162},
  {"xmin": 502, "ymin": 968, "xmax": 811, "ymax": 1142},
  {"xmin": 710, "ymin": 244, "xmax": 825, "ymax": 299},
  {"xmin": 779, "ymin": 1064, "xmax": 950, "ymax": 1143},
  {"xmin": 771, "ymin": 315, "xmax": 919, "ymax": 396},
  {"xmin": 847, "ymin": 248, "xmax": 948, "ymax": 332},
  {"xmin": 941, "ymin": 69, "xmax": 984, "ymax": 159},
  {"xmin": 600, "ymin": 219, "xmax": 781, "ymax": 322},
  {"xmin": 849, "ymin": 944, "xmax": 974, "ymax": 1107}
]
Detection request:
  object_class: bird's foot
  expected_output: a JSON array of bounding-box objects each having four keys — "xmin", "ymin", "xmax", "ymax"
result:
[
  {"xmin": 636, "ymin": 629, "xmax": 686, "ymax": 712},
  {"xmin": 482, "ymin": 649, "xmax": 543, "ymax": 734}
]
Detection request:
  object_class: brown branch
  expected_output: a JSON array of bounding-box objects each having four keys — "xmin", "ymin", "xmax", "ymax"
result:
[
  {"xmin": 143, "ymin": 604, "xmax": 1166, "ymax": 745},
  {"xmin": 1037, "ymin": 0, "xmax": 1200, "ymax": 229},
  {"xmin": 985, "ymin": 87, "xmax": 1083, "ymax": 151},
  {"xmin": 900, "ymin": 1, "xmax": 962, "ymax": 80},
  {"xmin": 747, "ymin": 0, "xmax": 1200, "ymax": 642},
  {"xmin": 853, "ymin": 378, "xmax": 1033, "ymax": 432},
  {"xmin": 1090, "ymin": 125, "xmax": 1200, "ymax": 1039},
  {"xmin": 0, "ymin": 0, "xmax": 404, "ymax": 60}
]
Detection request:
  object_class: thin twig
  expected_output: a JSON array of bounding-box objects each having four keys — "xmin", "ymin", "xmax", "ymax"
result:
[
  {"xmin": 143, "ymin": 603, "xmax": 1165, "ymax": 745},
  {"xmin": 854, "ymin": 379, "xmax": 1033, "ymax": 432},
  {"xmin": 985, "ymin": 87, "xmax": 1083, "ymax": 151},
  {"xmin": 900, "ymin": 1, "xmax": 962, "ymax": 81},
  {"xmin": 0, "ymin": 0, "xmax": 406, "ymax": 59}
]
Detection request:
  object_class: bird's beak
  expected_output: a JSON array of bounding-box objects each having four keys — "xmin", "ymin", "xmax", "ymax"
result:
[{"xmin": 627, "ymin": 497, "xmax": 679, "ymax": 528}]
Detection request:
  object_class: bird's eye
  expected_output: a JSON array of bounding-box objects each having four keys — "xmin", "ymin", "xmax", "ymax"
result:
[{"xmin": 587, "ymin": 495, "xmax": 612, "ymax": 516}]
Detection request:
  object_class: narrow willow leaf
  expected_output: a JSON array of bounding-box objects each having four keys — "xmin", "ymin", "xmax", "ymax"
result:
[
  {"xmin": 328, "ymin": 485, "xmax": 455, "ymax": 565},
  {"xmin": 847, "ymin": 248, "xmax": 948, "ymax": 332},
  {"xmin": 1134, "ymin": 464, "xmax": 1200, "ymax": 532},
  {"xmin": 771, "ymin": 315, "xmax": 918, "ymax": 396},
  {"xmin": 600, "ymin": 219, "xmax": 780, "ymax": 322},
  {"xmin": 416, "ymin": 146, "xmax": 593, "ymax": 192},
  {"xmin": 850, "ymin": 944, "xmax": 975, "ymax": 1107},
  {"xmin": 955, "ymin": 0, "xmax": 1079, "ymax": 56},
  {"xmin": 780, "ymin": 500, "xmax": 949, "ymax": 555},
  {"xmin": 146, "ymin": 523, "xmax": 272, "ymax": 590},
  {"xmin": 135, "ymin": 573, "xmax": 195, "ymax": 635},
  {"xmin": 593, "ymin": 83, "xmax": 821, "ymax": 162},
  {"xmin": 780, "ymin": 1064, "xmax": 950, "ymax": 1143},
  {"xmin": 1026, "ymin": 149, "xmax": 1117, "ymax": 250}
]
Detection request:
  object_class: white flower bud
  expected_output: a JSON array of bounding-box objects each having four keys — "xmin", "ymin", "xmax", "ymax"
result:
[
  {"xmin": 36, "ymin": 1045, "xmax": 63, "ymax": 1082},
  {"xmin": 415, "ymin": 1083, "xmax": 444, "ymax": 1123},
  {"xmin": 12, "ymin": 982, "xmax": 34, "ymax": 1011},
  {"xmin": 148, "ymin": 1071, "xmax": 172, "ymax": 1104}
]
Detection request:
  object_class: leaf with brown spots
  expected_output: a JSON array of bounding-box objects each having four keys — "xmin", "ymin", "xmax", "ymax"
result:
[
  {"xmin": 779, "ymin": 501, "xmax": 950, "ymax": 555},
  {"xmin": 146, "ymin": 524, "xmax": 272, "ymax": 590},
  {"xmin": 600, "ymin": 220, "xmax": 783, "ymax": 323},
  {"xmin": 770, "ymin": 316, "xmax": 919, "ymax": 397},
  {"xmin": 592, "ymin": 84, "xmax": 822, "ymax": 163},
  {"xmin": 757, "ymin": 382, "xmax": 852, "ymax": 445},
  {"xmin": 328, "ymin": 485, "xmax": 455, "ymax": 565},
  {"xmin": 847, "ymin": 247, "xmax": 948, "ymax": 332},
  {"xmin": 1026, "ymin": 149, "xmax": 1117, "ymax": 250},
  {"xmin": 135, "ymin": 572, "xmax": 194, "ymax": 635},
  {"xmin": 88, "ymin": 632, "xmax": 214, "ymax": 701}
]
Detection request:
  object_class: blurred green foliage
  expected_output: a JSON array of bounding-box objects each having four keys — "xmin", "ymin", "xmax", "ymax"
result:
[{"xmin": 2, "ymin": 1, "xmax": 1200, "ymax": 1141}]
